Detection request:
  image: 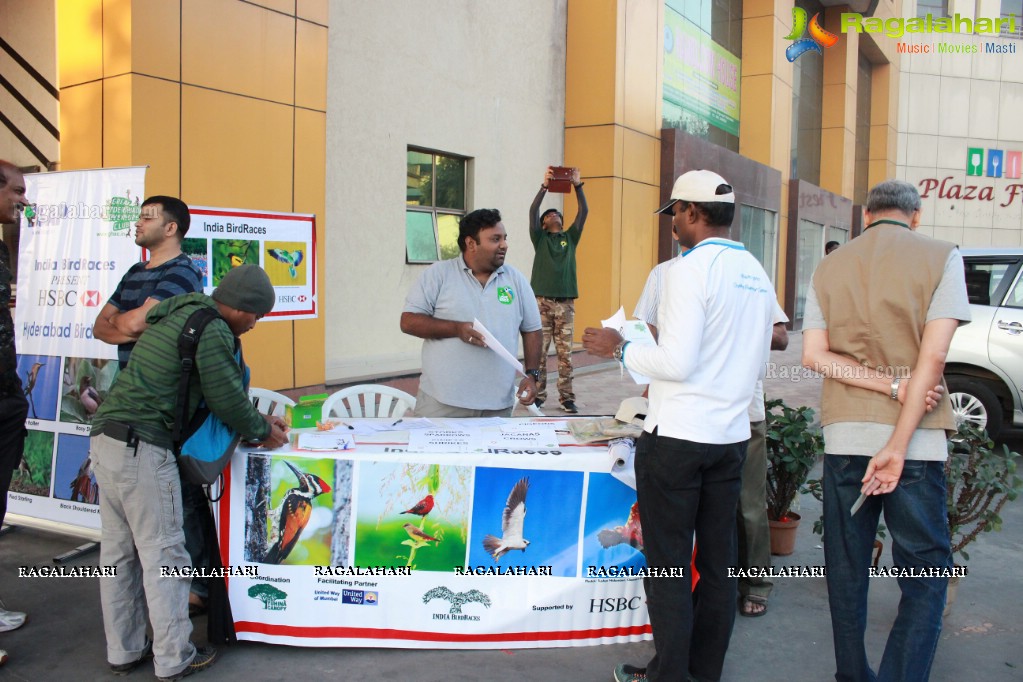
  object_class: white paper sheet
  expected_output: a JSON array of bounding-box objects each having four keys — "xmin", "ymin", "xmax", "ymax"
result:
[
  {"xmin": 601, "ymin": 307, "xmax": 657, "ymax": 385},
  {"xmin": 386, "ymin": 417, "xmax": 436, "ymax": 431},
  {"xmin": 478, "ymin": 424, "xmax": 560, "ymax": 450},
  {"xmin": 296, "ymin": 432, "xmax": 355, "ymax": 451},
  {"xmin": 473, "ymin": 318, "xmax": 525, "ymax": 375}
]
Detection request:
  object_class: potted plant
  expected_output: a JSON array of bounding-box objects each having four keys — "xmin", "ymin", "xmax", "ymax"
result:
[
  {"xmin": 943, "ymin": 422, "xmax": 1022, "ymax": 614},
  {"xmin": 765, "ymin": 398, "xmax": 824, "ymax": 555}
]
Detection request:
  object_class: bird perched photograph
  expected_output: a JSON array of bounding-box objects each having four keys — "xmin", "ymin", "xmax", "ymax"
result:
[
  {"xmin": 263, "ymin": 458, "xmax": 333, "ymax": 565},
  {"xmin": 597, "ymin": 501, "xmax": 644, "ymax": 552},
  {"xmin": 17, "ymin": 353, "xmax": 60, "ymax": 421},
  {"xmin": 59, "ymin": 357, "xmax": 117, "ymax": 424},
  {"xmin": 353, "ymin": 462, "xmax": 470, "ymax": 572},
  {"xmin": 51, "ymin": 433, "xmax": 99, "ymax": 505},
  {"xmin": 469, "ymin": 468, "xmax": 585, "ymax": 577}
]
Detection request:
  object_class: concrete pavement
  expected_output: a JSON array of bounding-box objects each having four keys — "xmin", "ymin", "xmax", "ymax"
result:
[{"xmin": 2, "ymin": 335, "xmax": 1021, "ymax": 681}]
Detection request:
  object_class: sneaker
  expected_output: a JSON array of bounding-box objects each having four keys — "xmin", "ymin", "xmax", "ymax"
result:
[
  {"xmin": 157, "ymin": 646, "xmax": 219, "ymax": 681},
  {"xmin": 561, "ymin": 400, "xmax": 579, "ymax": 414},
  {"xmin": 613, "ymin": 663, "xmax": 647, "ymax": 681},
  {"xmin": 534, "ymin": 399, "xmax": 544, "ymax": 408},
  {"xmin": 0, "ymin": 607, "xmax": 26, "ymax": 633},
  {"xmin": 110, "ymin": 637, "xmax": 153, "ymax": 674},
  {"xmin": 0, "ymin": 649, "xmax": 8, "ymax": 666}
]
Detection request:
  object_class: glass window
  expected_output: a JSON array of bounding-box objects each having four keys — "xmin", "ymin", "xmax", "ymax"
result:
[
  {"xmin": 917, "ymin": 0, "xmax": 948, "ymax": 18},
  {"xmin": 790, "ymin": 0, "xmax": 824, "ymax": 185},
  {"xmin": 405, "ymin": 148, "xmax": 468, "ymax": 263},
  {"xmin": 795, "ymin": 219, "xmax": 824, "ymax": 321},
  {"xmin": 963, "ymin": 259, "xmax": 1017, "ymax": 306},
  {"xmin": 853, "ymin": 55, "xmax": 872, "ymax": 205},
  {"xmin": 1001, "ymin": 0, "xmax": 1022, "ymax": 36},
  {"xmin": 740, "ymin": 205, "xmax": 778, "ymax": 283}
]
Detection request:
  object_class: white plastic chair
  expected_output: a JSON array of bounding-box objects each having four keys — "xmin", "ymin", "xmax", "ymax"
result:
[
  {"xmin": 249, "ymin": 387, "xmax": 296, "ymax": 417},
  {"xmin": 322, "ymin": 385, "xmax": 416, "ymax": 420}
]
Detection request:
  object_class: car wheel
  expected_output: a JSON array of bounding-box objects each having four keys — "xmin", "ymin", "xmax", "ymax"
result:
[{"xmin": 946, "ymin": 377, "xmax": 1004, "ymax": 439}]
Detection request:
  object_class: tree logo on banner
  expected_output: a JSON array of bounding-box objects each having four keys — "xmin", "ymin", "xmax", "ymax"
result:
[{"xmin": 248, "ymin": 583, "xmax": 288, "ymax": 611}]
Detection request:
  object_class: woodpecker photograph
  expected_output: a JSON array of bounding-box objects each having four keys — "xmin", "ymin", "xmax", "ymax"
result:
[
  {"xmin": 353, "ymin": 461, "xmax": 470, "ymax": 572},
  {"xmin": 468, "ymin": 468, "xmax": 585, "ymax": 577},
  {"xmin": 261, "ymin": 457, "xmax": 334, "ymax": 565}
]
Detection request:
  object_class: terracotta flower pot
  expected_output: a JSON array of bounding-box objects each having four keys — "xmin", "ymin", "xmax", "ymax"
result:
[{"xmin": 768, "ymin": 511, "xmax": 801, "ymax": 556}]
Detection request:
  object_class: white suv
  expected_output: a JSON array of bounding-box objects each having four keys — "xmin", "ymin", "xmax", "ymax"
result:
[{"xmin": 945, "ymin": 248, "xmax": 1023, "ymax": 439}]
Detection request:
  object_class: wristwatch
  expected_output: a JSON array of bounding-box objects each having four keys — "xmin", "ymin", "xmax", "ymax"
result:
[
  {"xmin": 612, "ymin": 341, "xmax": 628, "ymax": 362},
  {"xmin": 525, "ymin": 369, "xmax": 540, "ymax": 381}
]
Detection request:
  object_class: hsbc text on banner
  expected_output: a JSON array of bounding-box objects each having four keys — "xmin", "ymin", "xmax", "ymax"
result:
[
  {"xmin": 221, "ymin": 437, "xmax": 657, "ymax": 648},
  {"xmin": 186, "ymin": 207, "xmax": 316, "ymax": 320},
  {"xmin": 10, "ymin": 166, "xmax": 147, "ymax": 532}
]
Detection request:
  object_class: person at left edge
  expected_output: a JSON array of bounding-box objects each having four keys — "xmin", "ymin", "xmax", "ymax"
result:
[
  {"xmin": 91, "ymin": 197, "xmax": 212, "ymax": 616},
  {"xmin": 401, "ymin": 208, "xmax": 543, "ymax": 417},
  {"xmin": 0, "ymin": 160, "xmax": 30, "ymax": 663},
  {"xmin": 89, "ymin": 264, "xmax": 288, "ymax": 681}
]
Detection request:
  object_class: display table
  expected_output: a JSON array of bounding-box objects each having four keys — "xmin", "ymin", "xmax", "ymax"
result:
[{"xmin": 218, "ymin": 417, "xmax": 655, "ymax": 649}]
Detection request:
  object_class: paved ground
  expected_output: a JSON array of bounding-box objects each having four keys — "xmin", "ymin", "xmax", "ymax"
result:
[{"xmin": 2, "ymin": 335, "xmax": 1021, "ymax": 681}]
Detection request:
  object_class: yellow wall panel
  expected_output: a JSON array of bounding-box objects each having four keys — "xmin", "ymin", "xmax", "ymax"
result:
[
  {"xmin": 622, "ymin": 128, "xmax": 658, "ymax": 187},
  {"xmin": 620, "ymin": 180, "xmax": 659, "ymax": 311},
  {"xmin": 131, "ymin": 76, "xmax": 180, "ymax": 196},
  {"xmin": 102, "ymin": 75, "xmax": 132, "ymax": 166},
  {"xmin": 297, "ymin": 0, "xmax": 328, "ymax": 25},
  {"xmin": 575, "ymin": 177, "xmax": 620, "ymax": 338},
  {"xmin": 566, "ymin": 0, "xmax": 619, "ymax": 127},
  {"xmin": 58, "ymin": 82, "xmax": 103, "ymax": 169},
  {"xmin": 295, "ymin": 20, "xmax": 327, "ymax": 111},
  {"xmin": 739, "ymin": 75, "xmax": 773, "ymax": 165},
  {"xmin": 741, "ymin": 16, "xmax": 776, "ymax": 77},
  {"xmin": 294, "ymin": 108, "xmax": 326, "ymax": 387},
  {"xmin": 623, "ymin": 0, "xmax": 658, "ymax": 136},
  {"xmin": 58, "ymin": 0, "xmax": 103, "ymax": 87},
  {"xmin": 245, "ymin": 319, "xmax": 295, "ymax": 390},
  {"xmin": 821, "ymin": 82, "xmax": 848, "ymax": 130},
  {"xmin": 102, "ymin": 0, "xmax": 131, "ymax": 76},
  {"xmin": 181, "ymin": 0, "xmax": 295, "ymax": 104},
  {"xmin": 248, "ymin": 0, "xmax": 295, "ymax": 15},
  {"xmin": 181, "ymin": 87, "xmax": 294, "ymax": 210},
  {"xmin": 131, "ymin": 0, "xmax": 181, "ymax": 80},
  {"xmin": 565, "ymin": 125, "xmax": 618, "ymax": 179}
]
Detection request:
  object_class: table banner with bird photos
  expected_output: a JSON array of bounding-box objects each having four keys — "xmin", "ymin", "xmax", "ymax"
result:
[
  {"xmin": 187, "ymin": 206, "xmax": 316, "ymax": 320},
  {"xmin": 220, "ymin": 426, "xmax": 656, "ymax": 648},
  {"xmin": 9, "ymin": 167, "xmax": 147, "ymax": 534}
]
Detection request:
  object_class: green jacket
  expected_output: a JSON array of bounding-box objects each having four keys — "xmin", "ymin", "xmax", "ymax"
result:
[{"xmin": 92, "ymin": 292, "xmax": 270, "ymax": 448}]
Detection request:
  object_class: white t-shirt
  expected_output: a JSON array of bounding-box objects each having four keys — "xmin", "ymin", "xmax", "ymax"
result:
[{"xmin": 623, "ymin": 238, "xmax": 776, "ymax": 443}]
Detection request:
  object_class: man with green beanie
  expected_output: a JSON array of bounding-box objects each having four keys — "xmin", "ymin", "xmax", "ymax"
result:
[{"xmin": 89, "ymin": 264, "xmax": 288, "ymax": 681}]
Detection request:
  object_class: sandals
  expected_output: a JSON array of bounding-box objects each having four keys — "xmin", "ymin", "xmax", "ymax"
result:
[{"xmin": 738, "ymin": 594, "xmax": 768, "ymax": 618}]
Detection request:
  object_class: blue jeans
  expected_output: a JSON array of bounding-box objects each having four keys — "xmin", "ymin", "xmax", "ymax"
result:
[
  {"xmin": 635, "ymin": 431, "xmax": 747, "ymax": 682},
  {"xmin": 823, "ymin": 454, "xmax": 951, "ymax": 682}
]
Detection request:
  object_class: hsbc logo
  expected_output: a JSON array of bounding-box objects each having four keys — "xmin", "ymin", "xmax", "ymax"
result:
[
  {"xmin": 81, "ymin": 291, "xmax": 101, "ymax": 306},
  {"xmin": 298, "ymin": 295, "xmax": 307, "ymax": 302},
  {"xmin": 589, "ymin": 597, "xmax": 643, "ymax": 613},
  {"xmin": 278, "ymin": 294, "xmax": 310, "ymax": 304}
]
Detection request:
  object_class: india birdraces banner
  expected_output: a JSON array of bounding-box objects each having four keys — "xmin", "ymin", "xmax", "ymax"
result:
[
  {"xmin": 10, "ymin": 166, "xmax": 147, "ymax": 533},
  {"xmin": 186, "ymin": 207, "xmax": 317, "ymax": 320}
]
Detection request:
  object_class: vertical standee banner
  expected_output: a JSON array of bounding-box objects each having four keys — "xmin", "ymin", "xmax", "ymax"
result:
[
  {"xmin": 10, "ymin": 167, "xmax": 146, "ymax": 533},
  {"xmin": 187, "ymin": 207, "xmax": 316, "ymax": 320}
]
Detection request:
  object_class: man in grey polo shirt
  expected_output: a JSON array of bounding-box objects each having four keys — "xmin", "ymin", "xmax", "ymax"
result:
[{"xmin": 401, "ymin": 208, "xmax": 543, "ymax": 417}]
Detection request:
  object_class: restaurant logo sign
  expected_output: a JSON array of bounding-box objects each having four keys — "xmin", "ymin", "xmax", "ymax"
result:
[{"xmin": 785, "ymin": 8, "xmax": 839, "ymax": 61}]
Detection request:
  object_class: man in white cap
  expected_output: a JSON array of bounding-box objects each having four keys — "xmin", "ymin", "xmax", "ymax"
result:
[{"xmin": 584, "ymin": 170, "xmax": 776, "ymax": 682}]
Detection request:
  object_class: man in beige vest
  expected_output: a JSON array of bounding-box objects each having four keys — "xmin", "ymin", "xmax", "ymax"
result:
[{"xmin": 802, "ymin": 180, "xmax": 970, "ymax": 681}]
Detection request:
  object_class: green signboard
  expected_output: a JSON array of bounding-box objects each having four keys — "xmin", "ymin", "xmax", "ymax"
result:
[{"xmin": 662, "ymin": 10, "xmax": 741, "ymax": 137}]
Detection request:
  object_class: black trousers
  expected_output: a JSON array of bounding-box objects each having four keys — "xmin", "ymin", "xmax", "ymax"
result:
[{"xmin": 0, "ymin": 393, "xmax": 29, "ymax": 527}]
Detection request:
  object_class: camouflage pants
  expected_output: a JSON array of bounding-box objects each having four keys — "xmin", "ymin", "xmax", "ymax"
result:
[{"xmin": 536, "ymin": 297, "xmax": 575, "ymax": 404}]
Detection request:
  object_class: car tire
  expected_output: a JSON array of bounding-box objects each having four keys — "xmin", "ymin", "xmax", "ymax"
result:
[{"xmin": 946, "ymin": 376, "xmax": 1004, "ymax": 439}]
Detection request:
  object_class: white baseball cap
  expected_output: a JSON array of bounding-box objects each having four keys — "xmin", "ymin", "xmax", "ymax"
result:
[{"xmin": 655, "ymin": 169, "xmax": 735, "ymax": 214}]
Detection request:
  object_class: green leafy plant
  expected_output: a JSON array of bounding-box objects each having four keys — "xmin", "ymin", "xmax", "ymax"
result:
[
  {"xmin": 765, "ymin": 398, "xmax": 824, "ymax": 522},
  {"xmin": 946, "ymin": 423, "xmax": 1022, "ymax": 561}
]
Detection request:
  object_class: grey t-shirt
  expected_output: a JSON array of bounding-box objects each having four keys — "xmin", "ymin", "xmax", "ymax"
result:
[
  {"xmin": 404, "ymin": 256, "xmax": 542, "ymax": 410},
  {"xmin": 803, "ymin": 250, "xmax": 971, "ymax": 460}
]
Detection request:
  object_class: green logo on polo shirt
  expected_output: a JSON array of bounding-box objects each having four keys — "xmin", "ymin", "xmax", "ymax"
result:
[{"xmin": 497, "ymin": 287, "xmax": 514, "ymax": 304}]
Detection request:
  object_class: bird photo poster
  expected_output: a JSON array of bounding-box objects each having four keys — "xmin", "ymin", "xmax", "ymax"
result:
[
  {"xmin": 10, "ymin": 166, "xmax": 146, "ymax": 535},
  {"xmin": 221, "ymin": 442, "xmax": 652, "ymax": 649},
  {"xmin": 187, "ymin": 206, "xmax": 316, "ymax": 320}
]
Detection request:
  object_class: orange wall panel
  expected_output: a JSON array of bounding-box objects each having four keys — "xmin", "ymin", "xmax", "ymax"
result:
[
  {"xmin": 131, "ymin": 76, "xmax": 180, "ymax": 196},
  {"xmin": 58, "ymin": 0, "xmax": 102, "ymax": 87},
  {"xmin": 58, "ymin": 82, "xmax": 103, "ymax": 169}
]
